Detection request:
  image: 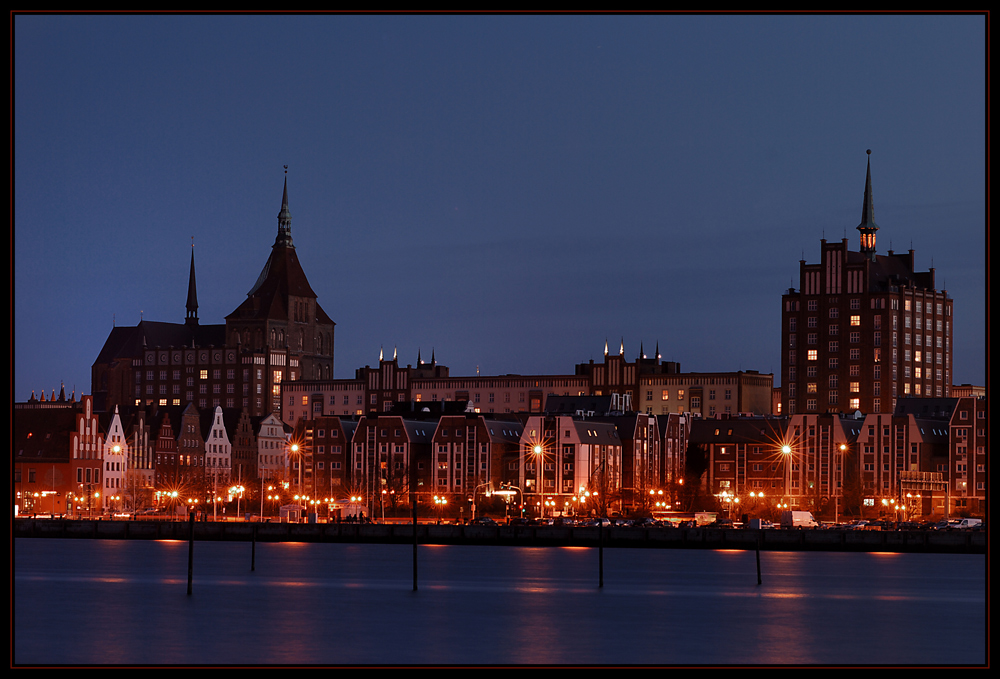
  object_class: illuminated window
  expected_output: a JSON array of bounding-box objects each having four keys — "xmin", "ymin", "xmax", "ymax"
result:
[
  {"xmin": 302, "ymin": 395, "xmax": 309, "ymax": 406},
  {"xmin": 200, "ymin": 370, "xmax": 208, "ymax": 380},
  {"xmin": 850, "ymin": 398, "xmax": 860, "ymax": 410},
  {"xmin": 850, "ymin": 382, "xmax": 860, "ymax": 393},
  {"xmin": 807, "ymin": 350, "xmax": 817, "ymax": 361},
  {"xmin": 661, "ymin": 390, "xmax": 669, "ymax": 401},
  {"xmin": 807, "ymin": 383, "xmax": 817, "ymax": 393}
]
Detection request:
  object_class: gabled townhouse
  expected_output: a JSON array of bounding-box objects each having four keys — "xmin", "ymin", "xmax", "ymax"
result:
[
  {"xmin": 230, "ymin": 408, "xmax": 258, "ymax": 485},
  {"xmin": 656, "ymin": 411, "xmax": 691, "ymax": 493},
  {"xmin": 257, "ymin": 413, "xmax": 289, "ymax": 482},
  {"xmin": 202, "ymin": 406, "xmax": 233, "ymax": 494},
  {"xmin": 70, "ymin": 394, "xmax": 105, "ymax": 516},
  {"xmin": 100, "ymin": 406, "xmax": 129, "ymax": 511},
  {"xmin": 350, "ymin": 415, "xmax": 434, "ymax": 513},
  {"xmin": 519, "ymin": 414, "xmax": 622, "ymax": 517}
]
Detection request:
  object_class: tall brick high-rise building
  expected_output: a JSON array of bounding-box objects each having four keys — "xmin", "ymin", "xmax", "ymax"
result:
[{"xmin": 780, "ymin": 151, "xmax": 953, "ymax": 416}]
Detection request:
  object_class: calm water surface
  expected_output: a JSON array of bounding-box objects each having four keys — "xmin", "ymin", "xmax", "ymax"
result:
[{"xmin": 14, "ymin": 538, "xmax": 985, "ymax": 665}]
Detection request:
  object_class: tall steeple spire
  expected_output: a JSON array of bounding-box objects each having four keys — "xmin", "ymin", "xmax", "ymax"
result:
[
  {"xmin": 186, "ymin": 239, "xmax": 199, "ymax": 326},
  {"xmin": 275, "ymin": 165, "xmax": 294, "ymax": 247},
  {"xmin": 856, "ymin": 149, "xmax": 880, "ymax": 262}
]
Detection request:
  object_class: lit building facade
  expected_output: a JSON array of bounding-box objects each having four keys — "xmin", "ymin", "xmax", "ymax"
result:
[{"xmin": 781, "ymin": 153, "xmax": 953, "ymax": 416}]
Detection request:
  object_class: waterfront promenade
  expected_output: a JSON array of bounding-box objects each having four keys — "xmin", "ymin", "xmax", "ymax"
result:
[{"xmin": 14, "ymin": 517, "xmax": 985, "ymax": 554}]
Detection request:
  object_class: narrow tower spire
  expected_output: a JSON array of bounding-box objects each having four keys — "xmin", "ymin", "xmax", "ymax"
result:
[
  {"xmin": 186, "ymin": 238, "xmax": 199, "ymax": 326},
  {"xmin": 275, "ymin": 166, "xmax": 294, "ymax": 247},
  {"xmin": 856, "ymin": 149, "xmax": 880, "ymax": 262}
]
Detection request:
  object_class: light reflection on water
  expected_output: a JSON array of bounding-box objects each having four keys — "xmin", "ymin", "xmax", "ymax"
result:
[{"xmin": 15, "ymin": 538, "xmax": 985, "ymax": 666}]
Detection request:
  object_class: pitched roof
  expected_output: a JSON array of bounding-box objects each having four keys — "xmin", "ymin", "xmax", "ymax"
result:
[
  {"xmin": 93, "ymin": 320, "xmax": 226, "ymax": 365},
  {"xmin": 226, "ymin": 177, "xmax": 333, "ymax": 326}
]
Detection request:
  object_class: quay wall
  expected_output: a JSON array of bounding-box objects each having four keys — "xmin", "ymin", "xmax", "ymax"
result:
[{"xmin": 13, "ymin": 518, "xmax": 985, "ymax": 554}]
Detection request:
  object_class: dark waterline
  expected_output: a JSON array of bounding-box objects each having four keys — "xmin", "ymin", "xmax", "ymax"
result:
[{"xmin": 14, "ymin": 538, "xmax": 985, "ymax": 665}]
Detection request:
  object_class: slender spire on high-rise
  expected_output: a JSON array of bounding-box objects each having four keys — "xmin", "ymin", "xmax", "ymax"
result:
[
  {"xmin": 856, "ymin": 149, "xmax": 880, "ymax": 262},
  {"xmin": 186, "ymin": 239, "xmax": 199, "ymax": 326}
]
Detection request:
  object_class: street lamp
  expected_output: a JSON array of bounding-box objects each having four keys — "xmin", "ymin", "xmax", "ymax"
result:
[
  {"xmin": 230, "ymin": 485, "xmax": 246, "ymax": 520},
  {"xmin": 781, "ymin": 443, "xmax": 794, "ymax": 505},
  {"xmin": 533, "ymin": 443, "xmax": 545, "ymax": 519},
  {"xmin": 493, "ymin": 483, "xmax": 520, "ymax": 521},
  {"xmin": 433, "ymin": 495, "xmax": 448, "ymax": 523}
]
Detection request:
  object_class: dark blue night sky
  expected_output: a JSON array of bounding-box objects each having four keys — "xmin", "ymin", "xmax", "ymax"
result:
[{"xmin": 14, "ymin": 15, "xmax": 986, "ymax": 400}]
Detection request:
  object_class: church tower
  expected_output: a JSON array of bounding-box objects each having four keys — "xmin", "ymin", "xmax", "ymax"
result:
[{"xmin": 226, "ymin": 170, "xmax": 336, "ymax": 415}]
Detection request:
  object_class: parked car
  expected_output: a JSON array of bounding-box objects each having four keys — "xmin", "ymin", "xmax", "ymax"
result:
[
  {"xmin": 930, "ymin": 520, "xmax": 960, "ymax": 531},
  {"xmin": 781, "ymin": 510, "xmax": 819, "ymax": 529},
  {"xmin": 950, "ymin": 518, "xmax": 982, "ymax": 530},
  {"xmin": 470, "ymin": 517, "xmax": 497, "ymax": 526}
]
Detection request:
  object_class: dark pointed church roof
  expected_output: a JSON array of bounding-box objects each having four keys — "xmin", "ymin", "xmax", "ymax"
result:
[{"xmin": 226, "ymin": 174, "xmax": 333, "ymax": 325}]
